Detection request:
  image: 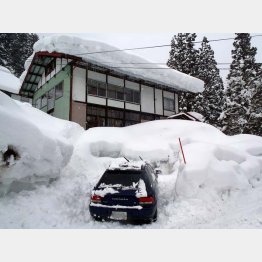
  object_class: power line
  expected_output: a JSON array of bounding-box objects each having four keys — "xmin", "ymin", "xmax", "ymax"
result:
[
  {"xmin": 72, "ymin": 34, "xmax": 262, "ymax": 56},
  {"xmin": 25, "ymin": 34, "xmax": 262, "ymax": 62}
]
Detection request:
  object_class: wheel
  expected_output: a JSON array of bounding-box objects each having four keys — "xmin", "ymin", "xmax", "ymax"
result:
[
  {"xmin": 152, "ymin": 209, "xmax": 158, "ymax": 222},
  {"xmin": 93, "ymin": 216, "xmax": 103, "ymax": 222}
]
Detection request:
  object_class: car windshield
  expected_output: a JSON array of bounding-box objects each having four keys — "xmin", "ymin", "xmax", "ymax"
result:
[{"xmin": 97, "ymin": 170, "xmax": 145, "ymax": 188}]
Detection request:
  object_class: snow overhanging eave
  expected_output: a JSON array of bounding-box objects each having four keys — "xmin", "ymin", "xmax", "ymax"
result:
[
  {"xmin": 21, "ymin": 50, "xmax": 203, "ymax": 97},
  {"xmin": 20, "ymin": 51, "xmax": 82, "ymax": 97}
]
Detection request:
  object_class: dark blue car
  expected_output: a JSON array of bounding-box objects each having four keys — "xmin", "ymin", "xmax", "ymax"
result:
[{"xmin": 89, "ymin": 161, "xmax": 158, "ymax": 223}]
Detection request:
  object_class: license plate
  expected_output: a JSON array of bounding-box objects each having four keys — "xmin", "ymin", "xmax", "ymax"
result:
[{"xmin": 110, "ymin": 211, "xmax": 127, "ymax": 220}]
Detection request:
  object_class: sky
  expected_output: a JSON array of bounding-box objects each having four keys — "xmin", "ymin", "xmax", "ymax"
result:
[{"xmin": 40, "ymin": 33, "xmax": 262, "ymax": 82}]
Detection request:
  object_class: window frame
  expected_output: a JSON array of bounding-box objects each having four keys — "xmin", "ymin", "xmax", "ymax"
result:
[
  {"xmin": 125, "ymin": 87, "xmax": 140, "ymax": 104},
  {"xmin": 41, "ymin": 94, "xmax": 47, "ymax": 108},
  {"xmin": 163, "ymin": 97, "xmax": 175, "ymax": 111},
  {"xmin": 55, "ymin": 81, "xmax": 64, "ymax": 99},
  {"xmin": 47, "ymin": 88, "xmax": 55, "ymax": 111},
  {"xmin": 45, "ymin": 59, "xmax": 56, "ymax": 77},
  {"xmin": 87, "ymin": 78, "xmax": 107, "ymax": 98},
  {"xmin": 107, "ymin": 83, "xmax": 124, "ymax": 101}
]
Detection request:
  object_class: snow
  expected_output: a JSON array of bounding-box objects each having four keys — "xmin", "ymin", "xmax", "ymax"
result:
[
  {"xmin": 108, "ymin": 159, "xmax": 145, "ymax": 170},
  {"xmin": 21, "ymin": 35, "xmax": 204, "ymax": 93},
  {"xmin": 0, "ymin": 91, "xmax": 83, "ymax": 196},
  {"xmin": 187, "ymin": 112, "xmax": 205, "ymax": 122},
  {"xmin": 135, "ymin": 179, "xmax": 147, "ymax": 198},
  {"xmin": 0, "ymin": 66, "xmax": 20, "ymax": 94},
  {"xmin": 1, "ymin": 92, "xmax": 262, "ymax": 228},
  {"xmin": 168, "ymin": 112, "xmax": 205, "ymax": 122},
  {"xmin": 93, "ymin": 187, "xmax": 119, "ymax": 198}
]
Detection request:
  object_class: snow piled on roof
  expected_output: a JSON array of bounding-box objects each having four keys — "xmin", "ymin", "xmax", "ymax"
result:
[
  {"xmin": 187, "ymin": 112, "xmax": 205, "ymax": 122},
  {"xmin": 0, "ymin": 66, "xmax": 20, "ymax": 94},
  {"xmin": 29, "ymin": 35, "xmax": 204, "ymax": 93}
]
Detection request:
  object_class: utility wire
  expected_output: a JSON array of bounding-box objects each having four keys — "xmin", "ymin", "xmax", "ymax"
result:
[
  {"xmin": 72, "ymin": 34, "xmax": 262, "ymax": 56},
  {"xmin": 25, "ymin": 34, "xmax": 262, "ymax": 62}
]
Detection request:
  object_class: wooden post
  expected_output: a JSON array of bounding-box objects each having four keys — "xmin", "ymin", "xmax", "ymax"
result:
[{"xmin": 179, "ymin": 137, "xmax": 186, "ymax": 164}]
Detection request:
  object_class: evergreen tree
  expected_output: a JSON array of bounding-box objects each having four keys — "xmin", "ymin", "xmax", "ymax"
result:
[
  {"xmin": 243, "ymin": 66, "xmax": 262, "ymax": 136},
  {"xmin": 221, "ymin": 33, "xmax": 258, "ymax": 135},
  {"xmin": 167, "ymin": 33, "xmax": 199, "ymax": 112},
  {"xmin": 196, "ymin": 37, "xmax": 225, "ymax": 128},
  {"xmin": 0, "ymin": 33, "xmax": 38, "ymax": 77}
]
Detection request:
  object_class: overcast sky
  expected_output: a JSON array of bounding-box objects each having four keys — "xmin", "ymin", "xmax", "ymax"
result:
[{"xmin": 41, "ymin": 33, "xmax": 262, "ymax": 82}]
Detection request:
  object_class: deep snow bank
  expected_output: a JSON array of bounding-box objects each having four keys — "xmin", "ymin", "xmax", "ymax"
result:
[
  {"xmin": 0, "ymin": 91, "xmax": 83, "ymax": 195},
  {"xmin": 1, "ymin": 100, "xmax": 262, "ymax": 228},
  {"xmin": 69, "ymin": 119, "xmax": 262, "ymax": 201}
]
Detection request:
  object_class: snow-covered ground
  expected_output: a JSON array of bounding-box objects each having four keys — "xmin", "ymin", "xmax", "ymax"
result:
[{"xmin": 1, "ymin": 91, "xmax": 262, "ymax": 228}]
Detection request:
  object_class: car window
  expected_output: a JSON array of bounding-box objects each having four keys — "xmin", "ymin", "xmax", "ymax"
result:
[
  {"xmin": 98, "ymin": 170, "xmax": 145, "ymax": 188},
  {"xmin": 145, "ymin": 166, "xmax": 155, "ymax": 183}
]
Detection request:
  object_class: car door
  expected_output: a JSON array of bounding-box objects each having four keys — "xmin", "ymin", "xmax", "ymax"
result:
[{"xmin": 145, "ymin": 165, "xmax": 158, "ymax": 201}]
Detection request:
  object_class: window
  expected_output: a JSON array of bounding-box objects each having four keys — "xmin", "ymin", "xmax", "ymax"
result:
[
  {"xmin": 36, "ymin": 98, "xmax": 41, "ymax": 109},
  {"xmin": 47, "ymin": 88, "xmax": 55, "ymax": 111},
  {"xmin": 87, "ymin": 79, "xmax": 106, "ymax": 97},
  {"xmin": 87, "ymin": 115, "xmax": 106, "ymax": 127},
  {"xmin": 45, "ymin": 59, "xmax": 56, "ymax": 76},
  {"xmin": 125, "ymin": 88, "xmax": 140, "ymax": 104},
  {"xmin": 55, "ymin": 81, "xmax": 63, "ymax": 99},
  {"xmin": 87, "ymin": 105, "xmax": 106, "ymax": 117},
  {"xmin": 108, "ymin": 108, "xmax": 124, "ymax": 127},
  {"xmin": 108, "ymin": 118, "xmax": 124, "ymax": 127},
  {"xmin": 164, "ymin": 97, "xmax": 175, "ymax": 111},
  {"xmin": 41, "ymin": 94, "xmax": 47, "ymax": 108},
  {"xmin": 107, "ymin": 84, "xmax": 124, "ymax": 100},
  {"xmin": 21, "ymin": 96, "xmax": 30, "ymax": 103},
  {"xmin": 141, "ymin": 113, "xmax": 155, "ymax": 121},
  {"xmin": 125, "ymin": 111, "xmax": 140, "ymax": 126},
  {"xmin": 87, "ymin": 105, "xmax": 106, "ymax": 128},
  {"xmin": 146, "ymin": 165, "xmax": 156, "ymax": 182},
  {"xmin": 48, "ymin": 108, "xmax": 54, "ymax": 116},
  {"xmin": 108, "ymin": 108, "xmax": 124, "ymax": 119}
]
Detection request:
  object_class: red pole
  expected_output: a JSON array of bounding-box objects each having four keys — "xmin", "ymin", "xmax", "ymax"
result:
[{"xmin": 179, "ymin": 137, "xmax": 186, "ymax": 164}]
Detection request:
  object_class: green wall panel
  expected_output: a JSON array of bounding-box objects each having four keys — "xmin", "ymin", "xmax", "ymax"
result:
[{"xmin": 33, "ymin": 65, "xmax": 71, "ymax": 120}]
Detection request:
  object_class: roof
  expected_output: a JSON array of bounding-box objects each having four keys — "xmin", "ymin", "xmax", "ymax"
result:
[
  {"xmin": 108, "ymin": 160, "xmax": 146, "ymax": 171},
  {"xmin": 20, "ymin": 35, "xmax": 204, "ymax": 97},
  {"xmin": 0, "ymin": 66, "xmax": 20, "ymax": 94},
  {"xmin": 167, "ymin": 112, "xmax": 204, "ymax": 122}
]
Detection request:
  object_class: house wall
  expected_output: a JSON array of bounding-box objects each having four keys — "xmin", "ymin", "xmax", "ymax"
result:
[
  {"xmin": 141, "ymin": 84, "xmax": 154, "ymax": 114},
  {"xmin": 155, "ymin": 88, "xmax": 163, "ymax": 115},
  {"xmin": 33, "ymin": 62, "xmax": 179, "ymax": 128},
  {"xmin": 72, "ymin": 67, "xmax": 86, "ymax": 102},
  {"xmin": 71, "ymin": 66, "xmax": 179, "ymax": 125},
  {"xmin": 71, "ymin": 101, "xmax": 87, "ymax": 128},
  {"xmin": 33, "ymin": 64, "xmax": 71, "ymax": 120},
  {"xmin": 175, "ymin": 93, "xmax": 179, "ymax": 113},
  {"xmin": 87, "ymin": 95, "xmax": 106, "ymax": 105},
  {"xmin": 37, "ymin": 58, "xmax": 71, "ymax": 90}
]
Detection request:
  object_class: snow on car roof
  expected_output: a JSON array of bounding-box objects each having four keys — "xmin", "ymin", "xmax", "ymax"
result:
[
  {"xmin": 22, "ymin": 35, "xmax": 204, "ymax": 93},
  {"xmin": 108, "ymin": 159, "xmax": 146, "ymax": 171}
]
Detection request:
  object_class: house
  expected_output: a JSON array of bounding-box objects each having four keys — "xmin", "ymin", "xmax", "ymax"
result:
[
  {"xmin": 0, "ymin": 66, "xmax": 32, "ymax": 103},
  {"xmin": 167, "ymin": 112, "xmax": 205, "ymax": 122},
  {"xmin": 19, "ymin": 35, "xmax": 204, "ymax": 129}
]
